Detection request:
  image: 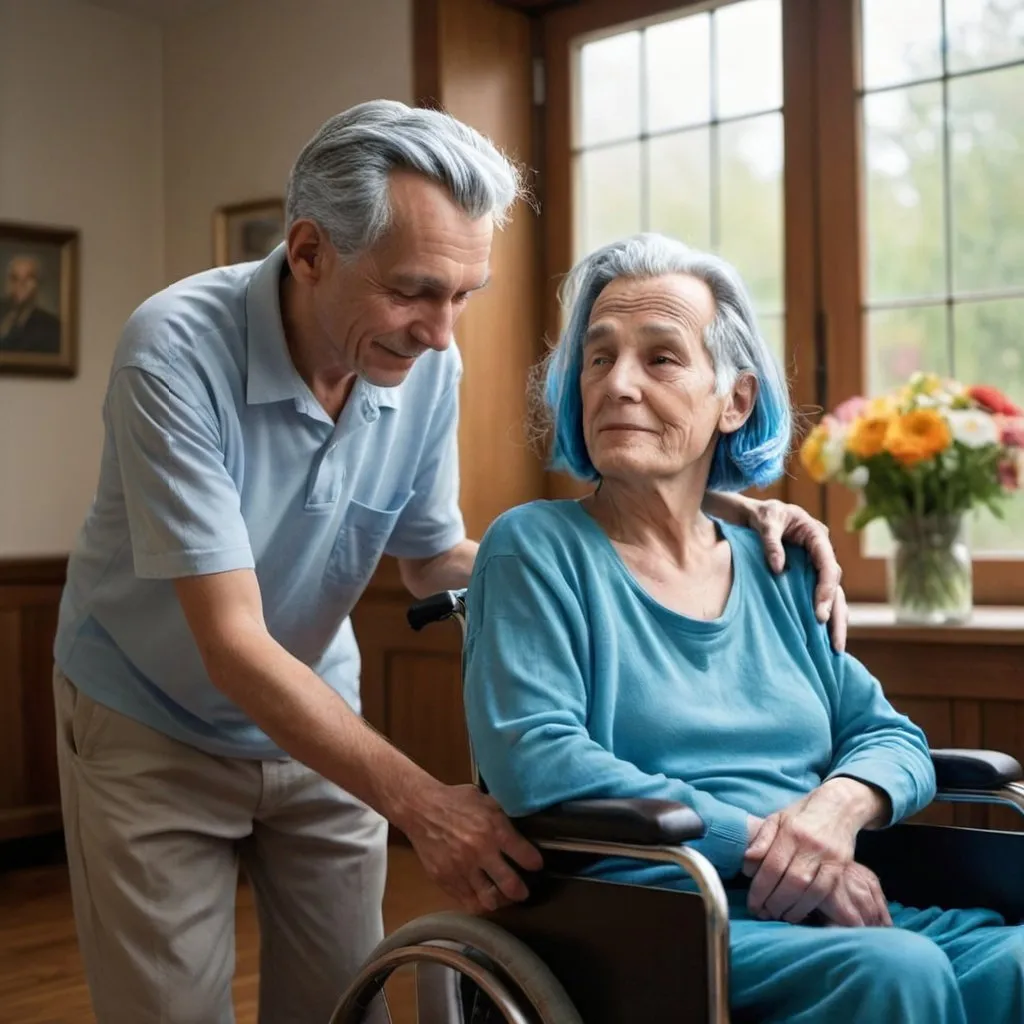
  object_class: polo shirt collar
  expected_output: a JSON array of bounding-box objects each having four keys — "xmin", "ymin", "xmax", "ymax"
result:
[{"xmin": 244, "ymin": 243, "xmax": 402, "ymax": 415}]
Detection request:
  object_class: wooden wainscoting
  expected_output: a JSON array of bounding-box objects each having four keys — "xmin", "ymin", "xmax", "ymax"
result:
[
  {"xmin": 0, "ymin": 558, "xmax": 66, "ymax": 843},
  {"xmin": 353, "ymin": 559, "xmax": 473, "ymax": 790},
  {"xmin": 848, "ymin": 606, "xmax": 1024, "ymax": 832}
]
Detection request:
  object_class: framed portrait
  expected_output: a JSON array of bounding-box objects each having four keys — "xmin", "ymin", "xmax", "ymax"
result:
[
  {"xmin": 0, "ymin": 221, "xmax": 79, "ymax": 378},
  {"xmin": 213, "ymin": 198, "xmax": 285, "ymax": 267}
]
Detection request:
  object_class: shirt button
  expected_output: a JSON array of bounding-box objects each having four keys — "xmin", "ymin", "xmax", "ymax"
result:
[{"xmin": 366, "ymin": 407, "xmax": 379, "ymax": 422}]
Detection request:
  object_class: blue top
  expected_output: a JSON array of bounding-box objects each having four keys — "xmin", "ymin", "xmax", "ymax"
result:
[
  {"xmin": 463, "ymin": 499, "xmax": 936, "ymax": 886},
  {"xmin": 54, "ymin": 244, "xmax": 465, "ymax": 758}
]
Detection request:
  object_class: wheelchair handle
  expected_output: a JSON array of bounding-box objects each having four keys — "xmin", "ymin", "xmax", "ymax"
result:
[{"xmin": 407, "ymin": 590, "xmax": 463, "ymax": 631}]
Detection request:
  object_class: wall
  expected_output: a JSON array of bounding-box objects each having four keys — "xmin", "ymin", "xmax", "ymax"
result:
[
  {"xmin": 162, "ymin": 0, "xmax": 413, "ymax": 284},
  {"xmin": 0, "ymin": 0, "xmax": 164, "ymax": 556}
]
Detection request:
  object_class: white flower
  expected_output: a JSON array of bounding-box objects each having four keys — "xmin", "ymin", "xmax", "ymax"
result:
[
  {"xmin": 846, "ymin": 465, "xmax": 870, "ymax": 488},
  {"xmin": 821, "ymin": 433, "xmax": 846, "ymax": 478},
  {"xmin": 946, "ymin": 409, "xmax": 999, "ymax": 448}
]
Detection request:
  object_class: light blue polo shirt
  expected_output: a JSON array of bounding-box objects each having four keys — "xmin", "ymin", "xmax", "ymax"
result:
[{"xmin": 54, "ymin": 244, "xmax": 465, "ymax": 758}]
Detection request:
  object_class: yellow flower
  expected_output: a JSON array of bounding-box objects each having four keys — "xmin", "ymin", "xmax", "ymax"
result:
[
  {"xmin": 883, "ymin": 409, "xmax": 952, "ymax": 466},
  {"xmin": 867, "ymin": 394, "xmax": 897, "ymax": 417},
  {"xmin": 847, "ymin": 414, "xmax": 891, "ymax": 458},
  {"xmin": 800, "ymin": 423, "xmax": 836, "ymax": 483}
]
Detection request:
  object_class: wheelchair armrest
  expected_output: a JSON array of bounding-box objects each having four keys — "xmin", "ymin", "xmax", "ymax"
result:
[
  {"xmin": 515, "ymin": 798, "xmax": 706, "ymax": 846},
  {"xmin": 930, "ymin": 748, "xmax": 1024, "ymax": 790}
]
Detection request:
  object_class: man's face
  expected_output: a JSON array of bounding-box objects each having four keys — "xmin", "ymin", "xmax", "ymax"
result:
[
  {"xmin": 5, "ymin": 257, "xmax": 40, "ymax": 307},
  {"xmin": 304, "ymin": 171, "xmax": 494, "ymax": 387}
]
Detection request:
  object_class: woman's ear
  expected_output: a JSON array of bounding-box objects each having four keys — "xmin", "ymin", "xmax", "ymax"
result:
[{"xmin": 719, "ymin": 372, "xmax": 757, "ymax": 435}]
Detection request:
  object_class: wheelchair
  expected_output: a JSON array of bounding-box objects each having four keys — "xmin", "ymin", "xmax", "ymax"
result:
[{"xmin": 330, "ymin": 589, "xmax": 1024, "ymax": 1024}]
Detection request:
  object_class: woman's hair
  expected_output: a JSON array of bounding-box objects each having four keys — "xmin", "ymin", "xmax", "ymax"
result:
[
  {"xmin": 537, "ymin": 232, "xmax": 793, "ymax": 492},
  {"xmin": 286, "ymin": 99, "xmax": 526, "ymax": 258}
]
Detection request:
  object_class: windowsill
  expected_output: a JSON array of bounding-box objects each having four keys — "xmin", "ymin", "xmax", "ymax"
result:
[{"xmin": 848, "ymin": 603, "xmax": 1024, "ymax": 646}]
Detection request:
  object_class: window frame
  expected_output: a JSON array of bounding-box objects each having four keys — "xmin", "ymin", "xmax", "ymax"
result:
[{"xmin": 541, "ymin": 0, "xmax": 1024, "ymax": 603}]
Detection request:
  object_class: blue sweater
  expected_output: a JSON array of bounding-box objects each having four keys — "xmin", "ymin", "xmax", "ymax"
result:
[{"xmin": 463, "ymin": 499, "xmax": 936, "ymax": 887}]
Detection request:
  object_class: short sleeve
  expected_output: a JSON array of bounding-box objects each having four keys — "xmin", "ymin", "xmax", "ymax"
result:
[
  {"xmin": 384, "ymin": 371, "xmax": 466, "ymax": 560},
  {"xmin": 106, "ymin": 365, "xmax": 255, "ymax": 579}
]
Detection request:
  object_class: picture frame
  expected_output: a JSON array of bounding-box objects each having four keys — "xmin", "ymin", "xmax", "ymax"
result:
[
  {"xmin": 212, "ymin": 198, "xmax": 285, "ymax": 267},
  {"xmin": 0, "ymin": 221, "xmax": 79, "ymax": 378}
]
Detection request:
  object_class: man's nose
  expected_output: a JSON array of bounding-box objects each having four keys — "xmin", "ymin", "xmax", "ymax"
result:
[{"xmin": 411, "ymin": 304, "xmax": 455, "ymax": 351}]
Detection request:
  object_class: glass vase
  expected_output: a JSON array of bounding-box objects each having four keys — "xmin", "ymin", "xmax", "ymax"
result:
[{"xmin": 886, "ymin": 515, "xmax": 972, "ymax": 625}]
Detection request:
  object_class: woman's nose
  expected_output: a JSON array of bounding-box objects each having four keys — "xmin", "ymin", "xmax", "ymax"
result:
[{"xmin": 603, "ymin": 357, "xmax": 643, "ymax": 400}]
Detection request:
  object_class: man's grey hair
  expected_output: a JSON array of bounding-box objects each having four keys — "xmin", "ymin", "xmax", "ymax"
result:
[{"xmin": 286, "ymin": 99, "xmax": 526, "ymax": 258}]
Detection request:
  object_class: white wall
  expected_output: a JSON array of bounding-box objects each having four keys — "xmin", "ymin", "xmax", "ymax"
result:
[
  {"xmin": 0, "ymin": 0, "xmax": 164, "ymax": 556},
  {"xmin": 0, "ymin": 0, "xmax": 413, "ymax": 557},
  {"xmin": 163, "ymin": 0, "xmax": 413, "ymax": 283}
]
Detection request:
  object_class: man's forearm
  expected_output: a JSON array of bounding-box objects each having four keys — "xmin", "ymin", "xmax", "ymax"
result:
[
  {"xmin": 400, "ymin": 538, "xmax": 479, "ymax": 597},
  {"xmin": 205, "ymin": 621, "xmax": 432, "ymax": 827}
]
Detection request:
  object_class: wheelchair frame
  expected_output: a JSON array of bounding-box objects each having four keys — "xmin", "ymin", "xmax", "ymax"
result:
[{"xmin": 330, "ymin": 589, "xmax": 1024, "ymax": 1024}]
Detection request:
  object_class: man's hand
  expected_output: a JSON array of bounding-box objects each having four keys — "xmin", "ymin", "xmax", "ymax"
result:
[
  {"xmin": 395, "ymin": 780, "xmax": 544, "ymax": 914},
  {"xmin": 741, "ymin": 779, "xmax": 889, "ymax": 924},
  {"xmin": 704, "ymin": 493, "xmax": 848, "ymax": 651}
]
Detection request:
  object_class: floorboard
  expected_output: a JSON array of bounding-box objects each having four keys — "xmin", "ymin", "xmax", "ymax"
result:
[{"xmin": 0, "ymin": 844, "xmax": 456, "ymax": 1023}]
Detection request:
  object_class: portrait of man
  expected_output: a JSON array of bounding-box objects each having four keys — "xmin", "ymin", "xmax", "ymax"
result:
[
  {"xmin": 0, "ymin": 222, "xmax": 78, "ymax": 376},
  {"xmin": 0, "ymin": 253, "xmax": 62, "ymax": 354}
]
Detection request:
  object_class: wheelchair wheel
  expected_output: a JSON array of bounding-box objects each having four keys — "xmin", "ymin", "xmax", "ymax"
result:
[{"xmin": 329, "ymin": 910, "xmax": 584, "ymax": 1024}]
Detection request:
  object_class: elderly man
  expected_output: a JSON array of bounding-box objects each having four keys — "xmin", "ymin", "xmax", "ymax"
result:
[
  {"xmin": 53, "ymin": 100, "xmax": 846, "ymax": 1024},
  {"xmin": 0, "ymin": 254, "xmax": 62, "ymax": 352}
]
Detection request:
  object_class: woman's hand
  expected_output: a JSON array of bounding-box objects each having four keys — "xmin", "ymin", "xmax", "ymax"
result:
[
  {"xmin": 741, "ymin": 779, "xmax": 890, "ymax": 924},
  {"xmin": 702, "ymin": 493, "xmax": 848, "ymax": 651},
  {"xmin": 818, "ymin": 862, "xmax": 892, "ymax": 928}
]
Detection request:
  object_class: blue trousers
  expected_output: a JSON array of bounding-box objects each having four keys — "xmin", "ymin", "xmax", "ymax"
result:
[{"xmin": 729, "ymin": 902, "xmax": 1024, "ymax": 1023}]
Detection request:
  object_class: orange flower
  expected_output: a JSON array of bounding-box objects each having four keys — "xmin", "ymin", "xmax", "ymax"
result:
[
  {"xmin": 883, "ymin": 409, "xmax": 951, "ymax": 466},
  {"xmin": 847, "ymin": 414, "xmax": 890, "ymax": 458}
]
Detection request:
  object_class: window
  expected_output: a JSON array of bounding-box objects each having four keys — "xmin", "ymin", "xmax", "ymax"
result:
[
  {"xmin": 543, "ymin": 0, "xmax": 1024, "ymax": 602},
  {"xmin": 859, "ymin": 0, "xmax": 1024, "ymax": 558},
  {"xmin": 572, "ymin": 0, "xmax": 786, "ymax": 364}
]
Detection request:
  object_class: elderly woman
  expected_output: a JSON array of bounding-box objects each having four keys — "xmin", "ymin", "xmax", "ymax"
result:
[{"xmin": 463, "ymin": 233, "xmax": 1023, "ymax": 1023}]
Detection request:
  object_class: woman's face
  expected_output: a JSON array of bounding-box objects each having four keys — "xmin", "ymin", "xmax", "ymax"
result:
[{"xmin": 580, "ymin": 273, "xmax": 753, "ymax": 484}]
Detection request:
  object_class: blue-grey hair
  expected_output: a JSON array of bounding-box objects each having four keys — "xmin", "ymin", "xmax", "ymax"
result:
[
  {"xmin": 286, "ymin": 99, "xmax": 525, "ymax": 257},
  {"xmin": 541, "ymin": 233, "xmax": 792, "ymax": 492}
]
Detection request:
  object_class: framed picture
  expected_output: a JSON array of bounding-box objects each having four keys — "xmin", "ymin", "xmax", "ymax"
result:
[
  {"xmin": 213, "ymin": 198, "xmax": 285, "ymax": 266},
  {"xmin": 0, "ymin": 221, "xmax": 79, "ymax": 378}
]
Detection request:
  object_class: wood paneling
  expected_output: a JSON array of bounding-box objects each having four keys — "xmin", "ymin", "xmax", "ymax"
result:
[
  {"xmin": 0, "ymin": 559, "xmax": 65, "ymax": 843},
  {"xmin": 416, "ymin": 0, "xmax": 548, "ymax": 541},
  {"xmin": 352, "ymin": 584, "xmax": 471, "ymax": 788},
  {"xmin": 848, "ymin": 627, "xmax": 1024, "ymax": 832}
]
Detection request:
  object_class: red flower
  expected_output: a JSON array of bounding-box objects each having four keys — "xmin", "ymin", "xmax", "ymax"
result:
[{"xmin": 968, "ymin": 385, "xmax": 1023, "ymax": 417}]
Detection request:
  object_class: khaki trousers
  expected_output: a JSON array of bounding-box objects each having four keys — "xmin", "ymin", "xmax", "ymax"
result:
[{"xmin": 53, "ymin": 668, "xmax": 389, "ymax": 1024}]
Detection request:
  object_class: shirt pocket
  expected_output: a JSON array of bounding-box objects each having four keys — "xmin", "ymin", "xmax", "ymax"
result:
[{"xmin": 324, "ymin": 492, "xmax": 413, "ymax": 587}]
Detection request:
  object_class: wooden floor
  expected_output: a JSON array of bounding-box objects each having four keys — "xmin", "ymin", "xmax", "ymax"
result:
[{"xmin": 0, "ymin": 844, "xmax": 457, "ymax": 1024}]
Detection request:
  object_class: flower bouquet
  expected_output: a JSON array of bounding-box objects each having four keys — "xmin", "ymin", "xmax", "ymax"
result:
[{"xmin": 800, "ymin": 373, "xmax": 1024, "ymax": 624}]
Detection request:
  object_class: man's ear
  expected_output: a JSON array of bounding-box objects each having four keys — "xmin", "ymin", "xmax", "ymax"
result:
[
  {"xmin": 719, "ymin": 372, "xmax": 757, "ymax": 435},
  {"xmin": 285, "ymin": 220, "xmax": 329, "ymax": 284}
]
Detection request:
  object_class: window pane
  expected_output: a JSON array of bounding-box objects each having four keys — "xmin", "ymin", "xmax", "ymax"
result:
[
  {"xmin": 759, "ymin": 313, "xmax": 785, "ymax": 370},
  {"xmin": 953, "ymin": 298, "xmax": 1024, "ymax": 405},
  {"xmin": 576, "ymin": 144, "xmax": 641, "ymax": 253},
  {"xmin": 645, "ymin": 14, "xmax": 711, "ymax": 133},
  {"xmin": 718, "ymin": 113, "xmax": 784, "ymax": 311},
  {"xmin": 861, "ymin": 0, "xmax": 943, "ymax": 89},
  {"xmin": 949, "ymin": 64, "xmax": 1024, "ymax": 292},
  {"xmin": 714, "ymin": 0, "xmax": 782, "ymax": 119},
  {"xmin": 864, "ymin": 85, "xmax": 946, "ymax": 301},
  {"xmin": 866, "ymin": 304, "xmax": 950, "ymax": 396},
  {"xmin": 946, "ymin": 0, "xmax": 1024, "ymax": 74},
  {"xmin": 647, "ymin": 129, "xmax": 711, "ymax": 249},
  {"xmin": 970, "ymin": 492, "xmax": 1024, "ymax": 555},
  {"xmin": 579, "ymin": 32, "xmax": 640, "ymax": 147}
]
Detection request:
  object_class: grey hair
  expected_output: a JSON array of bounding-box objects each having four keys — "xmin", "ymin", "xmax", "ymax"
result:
[
  {"xmin": 540, "ymin": 232, "xmax": 793, "ymax": 491},
  {"xmin": 285, "ymin": 99, "xmax": 526, "ymax": 257}
]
